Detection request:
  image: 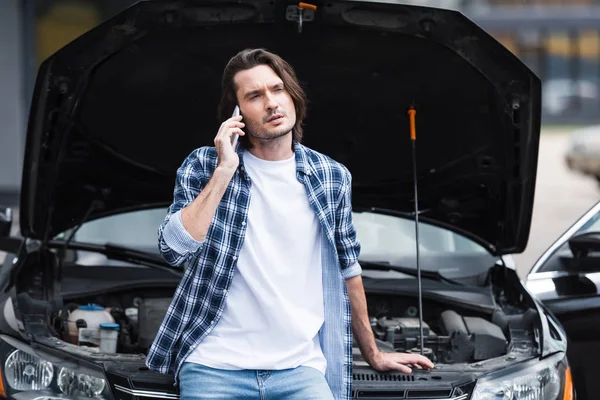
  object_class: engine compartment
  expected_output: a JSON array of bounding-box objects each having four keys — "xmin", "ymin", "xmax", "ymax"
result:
[
  {"xmin": 370, "ymin": 311, "xmax": 508, "ymax": 364},
  {"xmin": 49, "ymin": 288, "xmax": 175, "ymax": 354},
  {"xmin": 45, "ymin": 287, "xmax": 540, "ymax": 367}
]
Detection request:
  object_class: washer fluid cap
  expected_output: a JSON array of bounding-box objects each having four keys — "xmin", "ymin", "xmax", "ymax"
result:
[
  {"xmin": 78, "ymin": 304, "xmax": 105, "ymax": 311},
  {"xmin": 99, "ymin": 323, "xmax": 120, "ymax": 331}
]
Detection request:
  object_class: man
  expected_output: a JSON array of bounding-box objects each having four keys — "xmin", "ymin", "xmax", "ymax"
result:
[{"xmin": 146, "ymin": 48, "xmax": 433, "ymax": 400}]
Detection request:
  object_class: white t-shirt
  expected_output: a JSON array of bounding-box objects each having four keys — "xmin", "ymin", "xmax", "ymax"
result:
[{"xmin": 185, "ymin": 150, "xmax": 326, "ymax": 374}]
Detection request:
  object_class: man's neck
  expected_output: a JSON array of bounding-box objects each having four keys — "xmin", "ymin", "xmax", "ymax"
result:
[{"xmin": 247, "ymin": 134, "xmax": 294, "ymax": 161}]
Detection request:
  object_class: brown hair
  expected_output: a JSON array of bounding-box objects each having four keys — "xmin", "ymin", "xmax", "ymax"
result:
[{"xmin": 218, "ymin": 48, "xmax": 307, "ymax": 146}]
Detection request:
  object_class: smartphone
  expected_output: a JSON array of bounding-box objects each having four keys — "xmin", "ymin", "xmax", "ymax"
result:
[{"xmin": 231, "ymin": 105, "xmax": 241, "ymax": 148}]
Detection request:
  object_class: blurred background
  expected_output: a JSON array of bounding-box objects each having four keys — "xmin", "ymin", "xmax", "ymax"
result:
[{"xmin": 1, "ymin": 0, "xmax": 600, "ymax": 276}]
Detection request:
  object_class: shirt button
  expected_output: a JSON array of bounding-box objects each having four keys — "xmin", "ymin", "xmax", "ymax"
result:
[
  {"xmin": 223, "ymin": 289, "xmax": 228, "ymax": 295},
  {"xmin": 232, "ymin": 256, "xmax": 237, "ymax": 261},
  {"xmin": 241, "ymin": 222, "xmax": 246, "ymax": 226}
]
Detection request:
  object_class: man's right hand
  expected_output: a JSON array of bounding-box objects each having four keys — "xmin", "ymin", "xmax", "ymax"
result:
[
  {"xmin": 214, "ymin": 115, "xmax": 245, "ymax": 172},
  {"xmin": 180, "ymin": 114, "xmax": 246, "ymax": 242}
]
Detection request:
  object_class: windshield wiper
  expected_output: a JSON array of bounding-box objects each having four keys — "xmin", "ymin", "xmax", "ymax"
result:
[
  {"xmin": 47, "ymin": 240, "xmax": 183, "ymax": 276},
  {"xmin": 360, "ymin": 260, "xmax": 459, "ymax": 285}
]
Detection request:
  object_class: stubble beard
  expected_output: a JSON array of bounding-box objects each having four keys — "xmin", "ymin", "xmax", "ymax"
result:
[{"xmin": 245, "ymin": 119, "xmax": 294, "ymax": 143}]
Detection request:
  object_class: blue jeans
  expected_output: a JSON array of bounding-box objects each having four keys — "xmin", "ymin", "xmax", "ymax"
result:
[{"xmin": 179, "ymin": 362, "xmax": 335, "ymax": 400}]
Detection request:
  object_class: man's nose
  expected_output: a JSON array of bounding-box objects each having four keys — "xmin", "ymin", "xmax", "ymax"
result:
[{"xmin": 265, "ymin": 92, "xmax": 278, "ymax": 110}]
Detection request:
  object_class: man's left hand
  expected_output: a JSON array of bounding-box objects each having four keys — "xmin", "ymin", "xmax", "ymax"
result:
[{"xmin": 368, "ymin": 351, "xmax": 435, "ymax": 374}]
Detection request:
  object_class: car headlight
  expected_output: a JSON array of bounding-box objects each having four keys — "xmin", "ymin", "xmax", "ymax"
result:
[
  {"xmin": 4, "ymin": 350, "xmax": 54, "ymax": 391},
  {"xmin": 0, "ymin": 343, "xmax": 112, "ymax": 400},
  {"xmin": 57, "ymin": 366, "xmax": 106, "ymax": 398},
  {"xmin": 472, "ymin": 353, "xmax": 572, "ymax": 400}
]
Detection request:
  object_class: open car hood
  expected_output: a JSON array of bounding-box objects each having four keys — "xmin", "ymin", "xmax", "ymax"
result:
[{"xmin": 20, "ymin": 0, "xmax": 540, "ymax": 254}]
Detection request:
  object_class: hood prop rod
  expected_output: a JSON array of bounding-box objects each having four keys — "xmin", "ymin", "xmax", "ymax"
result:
[
  {"xmin": 408, "ymin": 105, "xmax": 425, "ymax": 355},
  {"xmin": 295, "ymin": 3, "xmax": 317, "ymax": 33}
]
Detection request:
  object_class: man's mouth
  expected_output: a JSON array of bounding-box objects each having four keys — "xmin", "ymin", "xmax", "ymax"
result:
[{"xmin": 266, "ymin": 113, "xmax": 284, "ymax": 123}]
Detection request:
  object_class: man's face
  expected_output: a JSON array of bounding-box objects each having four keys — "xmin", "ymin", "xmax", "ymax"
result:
[{"xmin": 234, "ymin": 65, "xmax": 296, "ymax": 142}]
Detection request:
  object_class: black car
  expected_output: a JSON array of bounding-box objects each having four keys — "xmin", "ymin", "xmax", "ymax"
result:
[
  {"xmin": 525, "ymin": 200, "xmax": 600, "ymax": 400},
  {"xmin": 0, "ymin": 1, "xmax": 580, "ymax": 399}
]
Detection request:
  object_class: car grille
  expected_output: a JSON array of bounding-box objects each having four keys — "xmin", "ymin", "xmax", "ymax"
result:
[
  {"xmin": 351, "ymin": 368, "xmax": 475, "ymax": 400},
  {"xmin": 113, "ymin": 384, "xmax": 469, "ymax": 400},
  {"xmin": 110, "ymin": 369, "xmax": 473, "ymax": 400},
  {"xmin": 353, "ymin": 391, "xmax": 469, "ymax": 399},
  {"xmin": 113, "ymin": 384, "xmax": 180, "ymax": 399},
  {"xmin": 354, "ymin": 372, "xmax": 416, "ymax": 382},
  {"xmin": 353, "ymin": 392, "xmax": 469, "ymax": 400}
]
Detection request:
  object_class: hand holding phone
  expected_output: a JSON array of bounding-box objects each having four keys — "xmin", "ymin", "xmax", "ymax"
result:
[
  {"xmin": 214, "ymin": 105, "xmax": 244, "ymax": 171},
  {"xmin": 231, "ymin": 105, "xmax": 241, "ymax": 148}
]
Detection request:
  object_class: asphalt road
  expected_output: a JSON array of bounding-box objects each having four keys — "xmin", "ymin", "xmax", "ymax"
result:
[
  {"xmin": 1, "ymin": 128, "xmax": 599, "ymax": 277},
  {"xmin": 513, "ymin": 128, "xmax": 600, "ymax": 278}
]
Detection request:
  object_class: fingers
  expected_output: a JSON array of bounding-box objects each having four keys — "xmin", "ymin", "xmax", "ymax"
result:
[
  {"xmin": 413, "ymin": 355, "xmax": 435, "ymax": 369},
  {"xmin": 220, "ymin": 115, "xmax": 244, "ymax": 128},
  {"xmin": 215, "ymin": 127, "xmax": 245, "ymax": 146},
  {"xmin": 228, "ymin": 128, "xmax": 245, "ymax": 137},
  {"xmin": 371, "ymin": 352, "xmax": 435, "ymax": 375},
  {"xmin": 226, "ymin": 120, "xmax": 245, "ymax": 129},
  {"xmin": 391, "ymin": 363, "xmax": 412, "ymax": 374},
  {"xmin": 387, "ymin": 354, "xmax": 434, "ymax": 373},
  {"xmin": 399, "ymin": 354, "xmax": 434, "ymax": 368},
  {"xmin": 217, "ymin": 116, "xmax": 245, "ymax": 135},
  {"xmin": 220, "ymin": 120, "xmax": 245, "ymax": 133}
]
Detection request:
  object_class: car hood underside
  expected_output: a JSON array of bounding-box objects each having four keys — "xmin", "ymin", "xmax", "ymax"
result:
[{"xmin": 20, "ymin": 0, "xmax": 541, "ymax": 254}]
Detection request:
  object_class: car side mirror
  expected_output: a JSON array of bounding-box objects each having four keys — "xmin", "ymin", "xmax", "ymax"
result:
[
  {"xmin": 568, "ymin": 231, "xmax": 600, "ymax": 258},
  {"xmin": 0, "ymin": 207, "xmax": 12, "ymax": 237}
]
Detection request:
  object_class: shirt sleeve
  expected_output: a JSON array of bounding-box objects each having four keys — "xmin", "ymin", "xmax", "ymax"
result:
[
  {"xmin": 157, "ymin": 149, "xmax": 207, "ymax": 266},
  {"xmin": 335, "ymin": 167, "xmax": 362, "ymax": 279}
]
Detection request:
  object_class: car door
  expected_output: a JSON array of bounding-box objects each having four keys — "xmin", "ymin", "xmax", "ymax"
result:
[{"xmin": 526, "ymin": 201, "xmax": 600, "ymax": 400}]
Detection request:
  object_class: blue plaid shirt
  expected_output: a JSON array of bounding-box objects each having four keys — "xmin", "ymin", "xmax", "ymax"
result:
[{"xmin": 146, "ymin": 141, "xmax": 362, "ymax": 400}]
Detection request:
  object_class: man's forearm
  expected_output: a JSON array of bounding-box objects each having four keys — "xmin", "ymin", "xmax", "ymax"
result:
[
  {"xmin": 181, "ymin": 166, "xmax": 235, "ymax": 241},
  {"xmin": 346, "ymin": 275, "xmax": 379, "ymax": 363}
]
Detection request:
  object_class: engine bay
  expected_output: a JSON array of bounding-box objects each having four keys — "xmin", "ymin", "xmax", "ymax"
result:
[
  {"xmin": 46, "ymin": 288, "xmax": 175, "ymax": 355},
  {"xmin": 43, "ymin": 287, "xmax": 539, "ymax": 367},
  {"xmin": 369, "ymin": 311, "xmax": 508, "ymax": 364}
]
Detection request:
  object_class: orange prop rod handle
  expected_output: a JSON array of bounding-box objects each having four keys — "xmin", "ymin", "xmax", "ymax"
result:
[
  {"xmin": 408, "ymin": 106, "xmax": 416, "ymax": 141},
  {"xmin": 299, "ymin": 2, "xmax": 317, "ymax": 11}
]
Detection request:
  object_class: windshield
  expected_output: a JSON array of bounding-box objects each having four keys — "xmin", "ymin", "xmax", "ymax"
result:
[
  {"xmin": 353, "ymin": 212, "xmax": 488, "ymax": 258},
  {"xmin": 56, "ymin": 208, "xmax": 493, "ymax": 274},
  {"xmin": 574, "ymin": 210, "xmax": 600, "ymax": 234}
]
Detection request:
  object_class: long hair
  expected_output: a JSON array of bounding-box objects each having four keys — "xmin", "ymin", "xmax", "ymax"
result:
[{"xmin": 218, "ymin": 48, "xmax": 307, "ymax": 146}]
